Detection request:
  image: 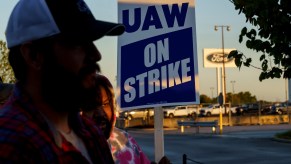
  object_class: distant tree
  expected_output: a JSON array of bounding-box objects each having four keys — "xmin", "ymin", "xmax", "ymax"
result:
[
  {"xmin": 200, "ymin": 94, "xmax": 212, "ymax": 103},
  {"xmin": 226, "ymin": 92, "xmax": 247, "ymax": 106},
  {"xmin": 229, "ymin": 0, "xmax": 291, "ymax": 81},
  {"xmin": 200, "ymin": 91, "xmax": 257, "ymax": 105},
  {"xmin": 236, "ymin": 91, "xmax": 257, "ymax": 104},
  {"xmin": 226, "ymin": 92, "xmax": 232, "ymax": 103},
  {"xmin": 210, "ymin": 97, "xmax": 217, "ymax": 104},
  {"xmin": 0, "ymin": 40, "xmax": 15, "ymax": 83},
  {"xmin": 233, "ymin": 94, "xmax": 242, "ymax": 105}
]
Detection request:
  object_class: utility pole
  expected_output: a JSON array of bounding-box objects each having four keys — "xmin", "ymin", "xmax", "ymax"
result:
[{"xmin": 214, "ymin": 25, "xmax": 231, "ymax": 107}]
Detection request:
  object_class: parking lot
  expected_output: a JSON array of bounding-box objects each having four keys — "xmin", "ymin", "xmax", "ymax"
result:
[{"xmin": 128, "ymin": 124, "xmax": 291, "ymax": 164}]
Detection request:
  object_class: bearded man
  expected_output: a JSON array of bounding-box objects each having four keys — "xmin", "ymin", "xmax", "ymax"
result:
[{"xmin": 0, "ymin": 0, "xmax": 124, "ymax": 163}]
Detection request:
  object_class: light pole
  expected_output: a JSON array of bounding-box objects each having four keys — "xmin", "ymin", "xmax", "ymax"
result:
[
  {"xmin": 215, "ymin": 25, "xmax": 230, "ymax": 106},
  {"xmin": 230, "ymin": 80, "xmax": 236, "ymax": 104}
]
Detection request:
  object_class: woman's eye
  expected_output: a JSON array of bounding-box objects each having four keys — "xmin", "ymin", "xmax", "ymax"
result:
[{"xmin": 105, "ymin": 103, "xmax": 110, "ymax": 106}]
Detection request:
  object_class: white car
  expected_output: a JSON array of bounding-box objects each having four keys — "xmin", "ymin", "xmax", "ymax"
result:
[
  {"xmin": 119, "ymin": 108, "xmax": 154, "ymax": 120},
  {"xmin": 199, "ymin": 103, "xmax": 235, "ymax": 117},
  {"xmin": 163, "ymin": 105, "xmax": 199, "ymax": 118}
]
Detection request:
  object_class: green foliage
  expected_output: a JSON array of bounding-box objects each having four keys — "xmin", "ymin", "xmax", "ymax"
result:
[
  {"xmin": 235, "ymin": 91, "xmax": 257, "ymax": 104},
  {"xmin": 229, "ymin": 0, "xmax": 291, "ymax": 81},
  {"xmin": 0, "ymin": 40, "xmax": 15, "ymax": 83},
  {"xmin": 200, "ymin": 91, "xmax": 257, "ymax": 105},
  {"xmin": 200, "ymin": 94, "xmax": 212, "ymax": 103}
]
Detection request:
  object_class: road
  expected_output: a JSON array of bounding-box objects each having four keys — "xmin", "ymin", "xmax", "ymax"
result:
[{"xmin": 128, "ymin": 124, "xmax": 291, "ymax": 164}]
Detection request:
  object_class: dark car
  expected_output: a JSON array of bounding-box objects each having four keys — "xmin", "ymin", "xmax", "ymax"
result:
[
  {"xmin": 235, "ymin": 103, "xmax": 261, "ymax": 115},
  {"xmin": 269, "ymin": 103, "xmax": 291, "ymax": 115}
]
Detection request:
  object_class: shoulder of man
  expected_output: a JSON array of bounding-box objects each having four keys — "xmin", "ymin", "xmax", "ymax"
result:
[{"xmin": 0, "ymin": 105, "xmax": 59, "ymax": 163}]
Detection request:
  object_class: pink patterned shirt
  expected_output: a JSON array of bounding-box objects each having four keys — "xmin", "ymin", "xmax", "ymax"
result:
[{"xmin": 109, "ymin": 128, "xmax": 151, "ymax": 164}]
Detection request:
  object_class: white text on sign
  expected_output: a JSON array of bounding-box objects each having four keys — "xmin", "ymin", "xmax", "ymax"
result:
[
  {"xmin": 122, "ymin": 3, "xmax": 189, "ymax": 33},
  {"xmin": 124, "ymin": 38, "xmax": 191, "ymax": 103}
]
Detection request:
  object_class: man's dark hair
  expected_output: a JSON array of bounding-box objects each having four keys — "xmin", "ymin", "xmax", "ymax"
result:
[
  {"xmin": 8, "ymin": 37, "xmax": 56, "ymax": 83},
  {"xmin": 8, "ymin": 46, "xmax": 26, "ymax": 82}
]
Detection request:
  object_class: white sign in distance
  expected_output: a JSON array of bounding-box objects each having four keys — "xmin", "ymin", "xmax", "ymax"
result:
[{"xmin": 203, "ymin": 48, "xmax": 236, "ymax": 68}]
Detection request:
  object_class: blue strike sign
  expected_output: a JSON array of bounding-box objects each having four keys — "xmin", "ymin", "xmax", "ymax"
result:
[{"xmin": 120, "ymin": 28, "xmax": 196, "ymax": 108}]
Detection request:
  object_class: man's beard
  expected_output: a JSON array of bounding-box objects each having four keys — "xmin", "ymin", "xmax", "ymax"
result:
[{"xmin": 40, "ymin": 55, "xmax": 95, "ymax": 113}]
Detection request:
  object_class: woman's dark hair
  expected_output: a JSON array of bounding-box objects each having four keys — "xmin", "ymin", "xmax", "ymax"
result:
[
  {"xmin": 81, "ymin": 74, "xmax": 115, "ymax": 112},
  {"xmin": 92, "ymin": 74, "xmax": 116, "ymax": 139}
]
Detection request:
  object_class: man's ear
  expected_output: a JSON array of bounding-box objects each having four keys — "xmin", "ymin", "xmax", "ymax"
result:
[{"xmin": 20, "ymin": 43, "xmax": 44, "ymax": 70}]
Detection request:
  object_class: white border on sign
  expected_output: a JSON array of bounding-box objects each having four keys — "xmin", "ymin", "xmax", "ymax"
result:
[{"xmin": 117, "ymin": 0, "xmax": 199, "ymax": 110}]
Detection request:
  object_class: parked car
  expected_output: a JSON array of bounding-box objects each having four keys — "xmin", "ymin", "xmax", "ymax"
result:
[
  {"xmin": 163, "ymin": 105, "xmax": 199, "ymax": 118},
  {"xmin": 119, "ymin": 108, "xmax": 154, "ymax": 120},
  {"xmin": 259, "ymin": 104, "xmax": 274, "ymax": 114},
  {"xmin": 269, "ymin": 103, "xmax": 291, "ymax": 115},
  {"xmin": 235, "ymin": 103, "xmax": 267, "ymax": 115},
  {"xmin": 199, "ymin": 103, "xmax": 235, "ymax": 117}
]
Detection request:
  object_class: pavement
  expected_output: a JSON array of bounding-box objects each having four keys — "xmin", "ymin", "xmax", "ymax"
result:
[
  {"xmin": 127, "ymin": 124, "xmax": 291, "ymax": 164},
  {"xmin": 127, "ymin": 123, "xmax": 291, "ymax": 133},
  {"xmin": 127, "ymin": 123, "xmax": 291, "ymax": 141}
]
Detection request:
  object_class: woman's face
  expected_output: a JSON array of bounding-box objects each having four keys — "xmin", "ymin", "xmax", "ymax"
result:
[
  {"xmin": 98, "ymin": 86, "xmax": 112, "ymax": 121},
  {"xmin": 93, "ymin": 86, "xmax": 113, "ymax": 139}
]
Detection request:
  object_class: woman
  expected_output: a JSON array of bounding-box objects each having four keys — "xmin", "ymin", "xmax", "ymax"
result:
[{"xmin": 82, "ymin": 74, "xmax": 151, "ymax": 164}]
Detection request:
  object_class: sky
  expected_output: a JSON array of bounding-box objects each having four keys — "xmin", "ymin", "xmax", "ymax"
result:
[{"xmin": 0, "ymin": 0, "xmax": 288, "ymax": 102}]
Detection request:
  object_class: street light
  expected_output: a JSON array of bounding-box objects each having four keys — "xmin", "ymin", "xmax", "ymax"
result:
[
  {"xmin": 214, "ymin": 25, "xmax": 231, "ymax": 106},
  {"xmin": 230, "ymin": 80, "xmax": 236, "ymax": 104}
]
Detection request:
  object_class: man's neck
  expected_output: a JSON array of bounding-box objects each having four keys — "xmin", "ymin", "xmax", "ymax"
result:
[
  {"xmin": 24, "ymin": 82, "xmax": 71, "ymax": 133},
  {"xmin": 36, "ymin": 100, "xmax": 70, "ymax": 133}
]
